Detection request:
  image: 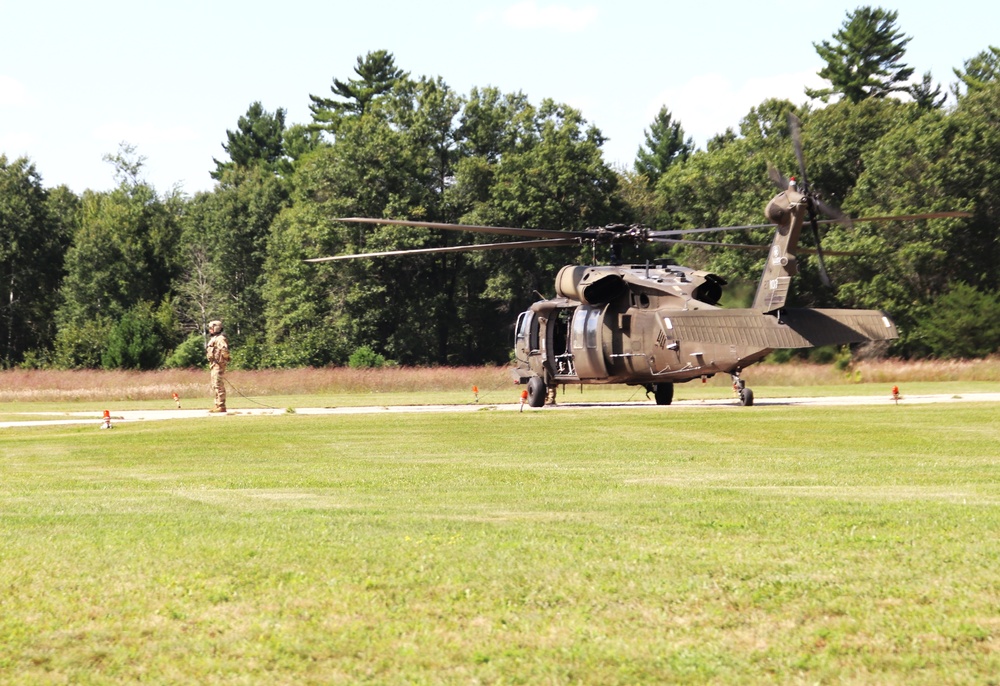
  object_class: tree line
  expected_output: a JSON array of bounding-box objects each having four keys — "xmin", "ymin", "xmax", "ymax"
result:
[{"xmin": 3, "ymin": 7, "xmax": 1000, "ymax": 370}]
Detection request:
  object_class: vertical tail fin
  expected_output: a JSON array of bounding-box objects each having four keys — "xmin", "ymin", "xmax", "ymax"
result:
[{"xmin": 752, "ymin": 190, "xmax": 807, "ymax": 312}]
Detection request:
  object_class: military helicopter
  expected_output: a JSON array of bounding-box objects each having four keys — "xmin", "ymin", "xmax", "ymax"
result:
[{"xmin": 307, "ymin": 116, "xmax": 969, "ymax": 407}]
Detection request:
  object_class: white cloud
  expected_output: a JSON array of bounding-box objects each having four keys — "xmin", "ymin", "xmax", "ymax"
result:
[
  {"xmin": 495, "ymin": 1, "xmax": 599, "ymax": 32},
  {"xmin": 648, "ymin": 70, "xmax": 828, "ymax": 146},
  {"xmin": 0, "ymin": 75, "xmax": 32, "ymax": 107},
  {"xmin": 91, "ymin": 121, "xmax": 200, "ymax": 145}
]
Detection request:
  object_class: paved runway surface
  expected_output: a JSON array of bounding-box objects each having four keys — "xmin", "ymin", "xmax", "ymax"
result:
[{"xmin": 4, "ymin": 393, "xmax": 1000, "ymax": 429}]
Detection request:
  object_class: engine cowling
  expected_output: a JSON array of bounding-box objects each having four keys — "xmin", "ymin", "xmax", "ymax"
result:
[{"xmin": 555, "ymin": 266, "xmax": 627, "ymax": 305}]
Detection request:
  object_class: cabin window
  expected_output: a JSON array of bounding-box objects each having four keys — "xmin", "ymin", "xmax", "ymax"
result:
[
  {"xmin": 572, "ymin": 307, "xmax": 601, "ymax": 350},
  {"xmin": 586, "ymin": 309, "xmax": 599, "ymax": 348},
  {"xmin": 571, "ymin": 310, "xmax": 585, "ymax": 350}
]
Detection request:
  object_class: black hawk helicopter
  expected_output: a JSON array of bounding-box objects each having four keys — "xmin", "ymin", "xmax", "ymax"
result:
[{"xmin": 308, "ymin": 116, "xmax": 969, "ymax": 407}]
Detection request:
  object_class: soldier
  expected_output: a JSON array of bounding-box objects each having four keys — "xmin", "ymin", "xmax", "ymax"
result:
[{"xmin": 206, "ymin": 320, "xmax": 230, "ymax": 413}]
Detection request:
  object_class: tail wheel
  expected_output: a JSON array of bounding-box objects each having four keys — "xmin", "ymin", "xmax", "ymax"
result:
[
  {"xmin": 739, "ymin": 387, "xmax": 754, "ymax": 407},
  {"xmin": 527, "ymin": 377, "xmax": 547, "ymax": 408}
]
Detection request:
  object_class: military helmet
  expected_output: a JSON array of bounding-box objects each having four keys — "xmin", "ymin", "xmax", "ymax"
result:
[{"xmin": 208, "ymin": 320, "xmax": 223, "ymax": 335}]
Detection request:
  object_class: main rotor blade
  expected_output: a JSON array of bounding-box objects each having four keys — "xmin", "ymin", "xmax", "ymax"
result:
[
  {"xmin": 304, "ymin": 237, "xmax": 582, "ymax": 262},
  {"xmin": 336, "ymin": 217, "xmax": 593, "ymax": 240},
  {"xmin": 656, "ymin": 238, "xmax": 861, "ymax": 255},
  {"xmin": 656, "ymin": 239, "xmax": 775, "ymax": 250},
  {"xmin": 817, "ymin": 210, "xmax": 972, "ymax": 224},
  {"xmin": 668, "ymin": 210, "xmax": 974, "ymax": 237},
  {"xmin": 796, "ymin": 247, "xmax": 862, "ymax": 256},
  {"xmin": 647, "ymin": 224, "xmax": 778, "ymax": 238}
]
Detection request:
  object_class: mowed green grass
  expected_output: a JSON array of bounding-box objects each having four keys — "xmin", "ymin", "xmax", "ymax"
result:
[{"xmin": 3, "ymin": 403, "xmax": 999, "ymax": 684}]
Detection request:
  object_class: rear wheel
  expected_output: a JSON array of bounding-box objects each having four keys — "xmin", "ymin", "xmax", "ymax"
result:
[
  {"xmin": 739, "ymin": 387, "xmax": 754, "ymax": 407},
  {"xmin": 653, "ymin": 382, "xmax": 674, "ymax": 406},
  {"xmin": 527, "ymin": 377, "xmax": 547, "ymax": 408}
]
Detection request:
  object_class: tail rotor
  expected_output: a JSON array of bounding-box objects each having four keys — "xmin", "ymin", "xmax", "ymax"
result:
[{"xmin": 770, "ymin": 113, "xmax": 856, "ymax": 288}]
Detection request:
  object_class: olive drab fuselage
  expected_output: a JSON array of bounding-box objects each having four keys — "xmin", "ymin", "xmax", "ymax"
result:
[
  {"xmin": 510, "ymin": 189, "xmax": 899, "ymax": 404},
  {"xmin": 511, "ymin": 264, "xmax": 767, "ymax": 386}
]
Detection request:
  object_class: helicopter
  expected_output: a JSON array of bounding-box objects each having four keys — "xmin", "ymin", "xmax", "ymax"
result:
[{"xmin": 307, "ymin": 117, "xmax": 969, "ymax": 407}]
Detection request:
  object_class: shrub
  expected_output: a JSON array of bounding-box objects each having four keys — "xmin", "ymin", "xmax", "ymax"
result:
[
  {"xmin": 101, "ymin": 303, "xmax": 169, "ymax": 370},
  {"xmin": 765, "ymin": 349, "xmax": 795, "ymax": 364},
  {"xmin": 230, "ymin": 335, "xmax": 267, "ymax": 370},
  {"xmin": 16, "ymin": 349, "xmax": 52, "ymax": 369},
  {"xmin": 53, "ymin": 317, "xmax": 113, "ymax": 369},
  {"xmin": 807, "ymin": 345, "xmax": 838, "ymax": 364},
  {"xmin": 348, "ymin": 345, "xmax": 388, "ymax": 369},
  {"xmin": 919, "ymin": 283, "xmax": 1000, "ymax": 359},
  {"xmin": 165, "ymin": 334, "xmax": 208, "ymax": 369}
]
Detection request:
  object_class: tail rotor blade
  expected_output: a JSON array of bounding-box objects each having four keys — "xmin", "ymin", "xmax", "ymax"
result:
[
  {"xmin": 768, "ymin": 163, "xmax": 790, "ymax": 191},
  {"xmin": 788, "ymin": 113, "xmax": 809, "ymax": 189},
  {"xmin": 806, "ymin": 203, "xmax": 832, "ymax": 288},
  {"xmin": 815, "ymin": 198, "xmax": 852, "ymax": 228},
  {"xmin": 811, "ymin": 225, "xmax": 832, "ymax": 287}
]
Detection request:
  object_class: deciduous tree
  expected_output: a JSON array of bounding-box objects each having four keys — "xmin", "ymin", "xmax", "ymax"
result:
[
  {"xmin": 0, "ymin": 156, "xmax": 73, "ymax": 366},
  {"xmin": 54, "ymin": 146, "xmax": 182, "ymax": 367},
  {"xmin": 180, "ymin": 165, "xmax": 288, "ymax": 365},
  {"xmin": 834, "ymin": 85, "xmax": 1000, "ymax": 353}
]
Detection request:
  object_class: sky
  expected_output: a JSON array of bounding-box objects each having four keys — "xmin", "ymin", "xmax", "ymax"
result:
[{"xmin": 2, "ymin": 0, "xmax": 998, "ymax": 195}]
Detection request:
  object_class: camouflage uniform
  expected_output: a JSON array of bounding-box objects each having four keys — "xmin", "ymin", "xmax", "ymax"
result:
[{"xmin": 206, "ymin": 320, "xmax": 230, "ymax": 412}]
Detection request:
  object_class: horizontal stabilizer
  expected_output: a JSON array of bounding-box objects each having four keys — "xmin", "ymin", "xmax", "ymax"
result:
[{"xmin": 662, "ymin": 309, "xmax": 897, "ymax": 349}]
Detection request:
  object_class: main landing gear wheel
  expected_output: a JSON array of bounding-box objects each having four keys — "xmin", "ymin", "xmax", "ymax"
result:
[
  {"xmin": 653, "ymin": 382, "xmax": 674, "ymax": 406},
  {"xmin": 527, "ymin": 376, "xmax": 547, "ymax": 408}
]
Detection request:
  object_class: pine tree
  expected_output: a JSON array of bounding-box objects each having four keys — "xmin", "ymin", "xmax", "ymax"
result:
[
  {"xmin": 910, "ymin": 72, "xmax": 946, "ymax": 110},
  {"xmin": 309, "ymin": 50, "xmax": 409, "ymax": 133},
  {"xmin": 211, "ymin": 102, "xmax": 287, "ymax": 180},
  {"xmin": 952, "ymin": 46, "xmax": 1000, "ymax": 97},
  {"xmin": 806, "ymin": 6, "xmax": 914, "ymax": 104},
  {"xmin": 634, "ymin": 106, "xmax": 693, "ymax": 186}
]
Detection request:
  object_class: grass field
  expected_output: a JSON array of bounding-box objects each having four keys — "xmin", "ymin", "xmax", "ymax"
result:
[{"xmin": 3, "ymin": 389, "xmax": 1000, "ymax": 683}]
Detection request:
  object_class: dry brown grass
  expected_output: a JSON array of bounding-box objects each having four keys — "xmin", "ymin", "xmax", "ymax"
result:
[
  {"xmin": 751, "ymin": 357, "xmax": 1000, "ymax": 386},
  {"xmin": 2, "ymin": 358, "xmax": 998, "ymax": 403},
  {"xmin": 0, "ymin": 366, "xmax": 511, "ymax": 403}
]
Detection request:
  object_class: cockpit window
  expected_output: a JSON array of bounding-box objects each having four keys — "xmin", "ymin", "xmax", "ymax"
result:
[
  {"xmin": 515, "ymin": 311, "xmax": 539, "ymax": 351},
  {"xmin": 515, "ymin": 312, "xmax": 528, "ymax": 344}
]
